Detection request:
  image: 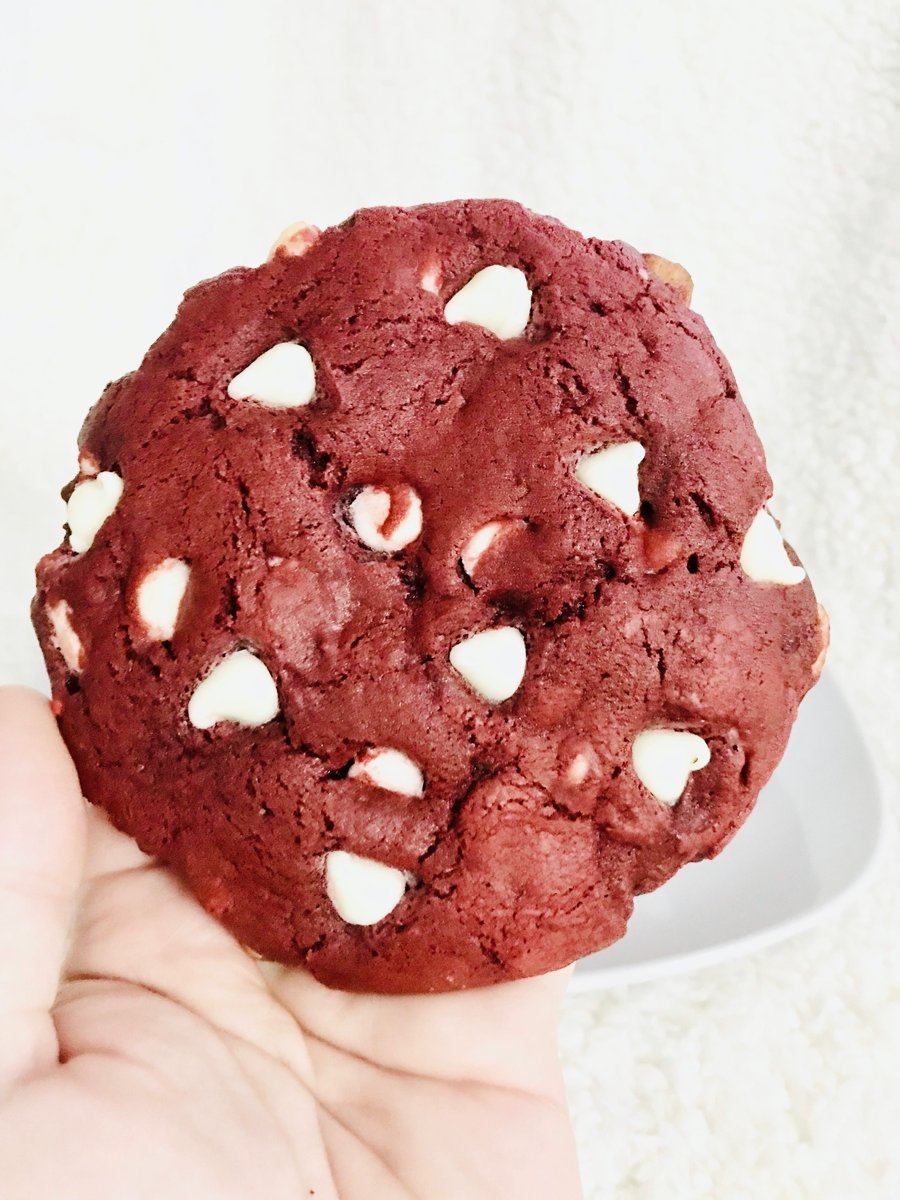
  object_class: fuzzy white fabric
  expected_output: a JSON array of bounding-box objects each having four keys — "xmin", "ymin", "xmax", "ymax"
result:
[{"xmin": 1, "ymin": 2, "xmax": 897, "ymax": 1196}]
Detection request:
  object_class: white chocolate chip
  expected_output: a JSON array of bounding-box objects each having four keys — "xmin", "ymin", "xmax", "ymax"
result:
[
  {"xmin": 78, "ymin": 450, "xmax": 99, "ymax": 477},
  {"xmin": 325, "ymin": 850, "xmax": 408, "ymax": 925},
  {"xmin": 349, "ymin": 748, "xmax": 424, "ymax": 797},
  {"xmin": 267, "ymin": 220, "xmax": 321, "ymax": 261},
  {"xmin": 575, "ymin": 442, "xmax": 646, "ymax": 516},
  {"xmin": 632, "ymin": 729, "xmax": 711, "ymax": 805},
  {"xmin": 136, "ymin": 558, "xmax": 191, "ymax": 641},
  {"xmin": 460, "ymin": 519, "xmax": 514, "ymax": 578},
  {"xmin": 227, "ymin": 342, "xmax": 316, "ymax": 409},
  {"xmin": 443, "ymin": 265, "xmax": 532, "ymax": 340},
  {"xmin": 349, "ymin": 485, "xmax": 422, "ymax": 553},
  {"xmin": 740, "ymin": 508, "xmax": 806, "ymax": 586},
  {"xmin": 66, "ymin": 470, "xmax": 124, "ymax": 553},
  {"xmin": 566, "ymin": 752, "xmax": 592, "ymax": 785},
  {"xmin": 420, "ymin": 261, "xmax": 442, "ymax": 294},
  {"xmin": 47, "ymin": 600, "xmax": 83, "ymax": 673},
  {"xmin": 188, "ymin": 649, "xmax": 280, "ymax": 730},
  {"xmin": 449, "ymin": 626, "xmax": 527, "ymax": 704},
  {"xmin": 812, "ymin": 603, "xmax": 830, "ymax": 679}
]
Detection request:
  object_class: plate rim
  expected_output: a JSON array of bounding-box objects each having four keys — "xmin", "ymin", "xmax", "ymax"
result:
[{"xmin": 569, "ymin": 673, "xmax": 887, "ymax": 993}]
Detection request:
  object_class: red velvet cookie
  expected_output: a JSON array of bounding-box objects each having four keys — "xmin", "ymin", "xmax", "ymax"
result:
[{"xmin": 32, "ymin": 200, "xmax": 826, "ymax": 993}]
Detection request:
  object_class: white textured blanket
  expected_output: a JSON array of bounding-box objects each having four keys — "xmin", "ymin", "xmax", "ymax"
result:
[{"xmin": 1, "ymin": 2, "xmax": 897, "ymax": 1195}]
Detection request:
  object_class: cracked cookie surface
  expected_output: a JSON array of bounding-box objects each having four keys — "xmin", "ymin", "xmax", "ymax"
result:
[{"xmin": 32, "ymin": 200, "xmax": 822, "ymax": 992}]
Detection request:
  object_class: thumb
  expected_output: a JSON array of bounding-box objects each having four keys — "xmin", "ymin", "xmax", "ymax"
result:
[{"xmin": 0, "ymin": 688, "xmax": 87, "ymax": 1092}]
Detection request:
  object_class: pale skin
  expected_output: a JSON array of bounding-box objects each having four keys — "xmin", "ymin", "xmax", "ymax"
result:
[{"xmin": 0, "ymin": 689, "xmax": 582, "ymax": 1200}]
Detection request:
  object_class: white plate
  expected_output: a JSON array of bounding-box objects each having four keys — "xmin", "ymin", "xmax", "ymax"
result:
[{"xmin": 571, "ymin": 671, "xmax": 885, "ymax": 992}]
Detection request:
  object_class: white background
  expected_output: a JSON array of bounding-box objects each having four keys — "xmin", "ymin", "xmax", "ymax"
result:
[{"xmin": 1, "ymin": 2, "xmax": 898, "ymax": 1196}]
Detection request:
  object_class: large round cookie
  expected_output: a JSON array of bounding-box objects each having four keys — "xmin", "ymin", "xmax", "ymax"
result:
[{"xmin": 33, "ymin": 200, "xmax": 826, "ymax": 993}]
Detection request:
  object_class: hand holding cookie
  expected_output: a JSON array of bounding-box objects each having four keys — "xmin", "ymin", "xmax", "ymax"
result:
[{"xmin": 0, "ymin": 688, "xmax": 581, "ymax": 1200}]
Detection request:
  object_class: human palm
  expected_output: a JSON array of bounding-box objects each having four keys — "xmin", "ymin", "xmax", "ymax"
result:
[{"xmin": 0, "ymin": 689, "xmax": 581, "ymax": 1199}]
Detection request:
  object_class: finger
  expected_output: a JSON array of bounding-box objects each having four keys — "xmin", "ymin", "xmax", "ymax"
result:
[{"xmin": 0, "ymin": 688, "xmax": 87, "ymax": 1089}]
